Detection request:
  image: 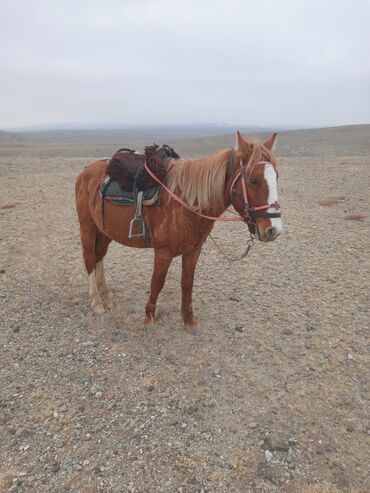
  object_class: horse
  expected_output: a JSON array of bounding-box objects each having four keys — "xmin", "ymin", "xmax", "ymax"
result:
[{"xmin": 75, "ymin": 131, "xmax": 283, "ymax": 330}]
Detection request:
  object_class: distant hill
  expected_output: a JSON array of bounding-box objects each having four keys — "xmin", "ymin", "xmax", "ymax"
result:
[
  {"xmin": 0, "ymin": 130, "xmax": 22, "ymax": 143},
  {"xmin": 166, "ymin": 124, "xmax": 370, "ymax": 157},
  {"xmin": 275, "ymin": 124, "xmax": 370, "ymax": 156},
  {"xmin": 1, "ymin": 124, "xmax": 369, "ymax": 158}
]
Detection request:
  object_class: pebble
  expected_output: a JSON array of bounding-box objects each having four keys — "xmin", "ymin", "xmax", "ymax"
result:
[
  {"xmin": 248, "ymin": 422, "xmax": 257, "ymax": 429},
  {"xmin": 180, "ymin": 422, "xmax": 187, "ymax": 429},
  {"xmin": 95, "ymin": 392, "xmax": 103, "ymax": 398},
  {"xmin": 235, "ymin": 325, "xmax": 246, "ymax": 333},
  {"xmin": 265, "ymin": 450, "xmax": 273, "ymax": 462},
  {"xmin": 346, "ymin": 423, "xmax": 355, "ymax": 432},
  {"xmin": 288, "ymin": 437, "xmax": 298, "ymax": 446},
  {"xmin": 347, "ymin": 353, "xmax": 354, "ymax": 360},
  {"xmin": 264, "ymin": 432, "xmax": 289, "ymax": 451},
  {"xmin": 51, "ymin": 462, "xmax": 60, "ymax": 473}
]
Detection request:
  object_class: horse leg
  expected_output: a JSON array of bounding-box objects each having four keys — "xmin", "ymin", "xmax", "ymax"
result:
[
  {"xmin": 78, "ymin": 226, "xmax": 105, "ymax": 314},
  {"xmin": 181, "ymin": 247, "xmax": 202, "ymax": 331},
  {"xmin": 95, "ymin": 231, "xmax": 112, "ymax": 300},
  {"xmin": 144, "ymin": 249, "xmax": 173, "ymax": 325}
]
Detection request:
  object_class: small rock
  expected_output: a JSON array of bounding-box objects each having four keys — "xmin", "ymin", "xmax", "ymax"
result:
[
  {"xmin": 257, "ymin": 463, "xmax": 279, "ymax": 485},
  {"xmin": 347, "ymin": 353, "xmax": 353, "ymax": 360},
  {"xmin": 0, "ymin": 269, "xmax": 5, "ymax": 274},
  {"xmin": 235, "ymin": 325, "xmax": 245, "ymax": 333},
  {"xmin": 258, "ymin": 440, "xmax": 264, "ymax": 447},
  {"xmin": 95, "ymin": 392, "xmax": 102, "ymax": 398},
  {"xmin": 287, "ymin": 454, "xmax": 296, "ymax": 470},
  {"xmin": 248, "ymin": 422, "xmax": 257, "ymax": 429},
  {"xmin": 51, "ymin": 462, "xmax": 60, "ymax": 473},
  {"xmin": 264, "ymin": 432, "xmax": 289, "ymax": 451},
  {"xmin": 265, "ymin": 450, "xmax": 273, "ymax": 462},
  {"xmin": 83, "ymin": 459, "xmax": 90, "ymax": 466},
  {"xmin": 86, "ymin": 433, "xmax": 92, "ymax": 440},
  {"xmin": 53, "ymin": 411, "xmax": 59, "ymax": 419},
  {"xmin": 283, "ymin": 328, "xmax": 293, "ymax": 335},
  {"xmin": 346, "ymin": 423, "xmax": 355, "ymax": 432},
  {"xmin": 180, "ymin": 422, "xmax": 187, "ymax": 429},
  {"xmin": 147, "ymin": 385, "xmax": 155, "ymax": 392},
  {"xmin": 12, "ymin": 326, "xmax": 20, "ymax": 333},
  {"xmin": 229, "ymin": 296, "xmax": 241, "ymax": 302}
]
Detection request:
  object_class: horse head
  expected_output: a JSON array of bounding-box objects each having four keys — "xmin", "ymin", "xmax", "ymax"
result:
[{"xmin": 232, "ymin": 131, "xmax": 283, "ymax": 242}]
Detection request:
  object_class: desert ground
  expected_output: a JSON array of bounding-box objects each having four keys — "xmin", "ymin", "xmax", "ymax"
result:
[{"xmin": 0, "ymin": 126, "xmax": 369, "ymax": 493}]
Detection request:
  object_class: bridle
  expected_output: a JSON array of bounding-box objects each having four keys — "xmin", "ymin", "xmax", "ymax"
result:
[{"xmin": 228, "ymin": 151, "xmax": 281, "ymax": 235}]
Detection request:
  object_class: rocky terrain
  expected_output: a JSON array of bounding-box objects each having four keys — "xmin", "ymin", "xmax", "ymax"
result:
[{"xmin": 0, "ymin": 127, "xmax": 369, "ymax": 492}]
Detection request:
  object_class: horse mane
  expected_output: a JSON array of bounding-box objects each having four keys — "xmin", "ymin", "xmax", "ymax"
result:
[
  {"xmin": 167, "ymin": 149, "xmax": 231, "ymax": 216},
  {"xmin": 166, "ymin": 141, "xmax": 276, "ymax": 215}
]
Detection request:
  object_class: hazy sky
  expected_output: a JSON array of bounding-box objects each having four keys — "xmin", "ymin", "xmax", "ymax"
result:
[{"xmin": 1, "ymin": 0, "xmax": 370, "ymax": 129}]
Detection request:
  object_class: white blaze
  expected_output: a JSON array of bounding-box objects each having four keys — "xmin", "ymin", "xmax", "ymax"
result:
[{"xmin": 263, "ymin": 163, "xmax": 283, "ymax": 234}]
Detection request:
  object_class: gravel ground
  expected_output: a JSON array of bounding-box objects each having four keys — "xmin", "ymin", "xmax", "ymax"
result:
[{"xmin": 0, "ymin": 143, "xmax": 369, "ymax": 493}]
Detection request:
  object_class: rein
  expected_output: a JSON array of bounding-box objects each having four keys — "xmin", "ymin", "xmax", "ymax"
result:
[
  {"xmin": 144, "ymin": 161, "xmax": 243, "ymax": 222},
  {"xmin": 144, "ymin": 153, "xmax": 281, "ymax": 227}
]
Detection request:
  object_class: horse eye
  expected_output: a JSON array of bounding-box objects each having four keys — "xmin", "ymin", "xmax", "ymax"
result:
[{"xmin": 250, "ymin": 177, "xmax": 258, "ymax": 185}]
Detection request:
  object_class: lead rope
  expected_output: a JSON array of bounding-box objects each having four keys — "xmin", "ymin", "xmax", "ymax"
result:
[{"xmin": 208, "ymin": 232, "xmax": 254, "ymax": 262}]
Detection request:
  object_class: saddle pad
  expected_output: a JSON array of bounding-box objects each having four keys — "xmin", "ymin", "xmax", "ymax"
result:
[{"xmin": 100, "ymin": 176, "xmax": 160, "ymax": 205}]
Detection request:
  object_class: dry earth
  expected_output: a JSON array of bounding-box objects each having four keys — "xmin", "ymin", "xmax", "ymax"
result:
[{"xmin": 0, "ymin": 131, "xmax": 369, "ymax": 493}]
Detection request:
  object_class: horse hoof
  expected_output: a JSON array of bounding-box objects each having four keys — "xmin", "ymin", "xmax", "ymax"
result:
[
  {"xmin": 92, "ymin": 303, "xmax": 105, "ymax": 315},
  {"xmin": 144, "ymin": 313, "xmax": 157, "ymax": 326},
  {"xmin": 184, "ymin": 318, "xmax": 198, "ymax": 333}
]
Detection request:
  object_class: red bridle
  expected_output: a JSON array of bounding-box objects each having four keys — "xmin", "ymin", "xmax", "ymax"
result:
[{"xmin": 230, "ymin": 158, "xmax": 281, "ymax": 232}]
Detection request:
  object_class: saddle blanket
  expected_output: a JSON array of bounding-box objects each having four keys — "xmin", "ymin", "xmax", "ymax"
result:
[{"xmin": 99, "ymin": 175, "xmax": 161, "ymax": 206}]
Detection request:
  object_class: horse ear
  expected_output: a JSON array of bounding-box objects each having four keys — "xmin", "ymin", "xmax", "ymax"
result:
[
  {"xmin": 264, "ymin": 132, "xmax": 278, "ymax": 151},
  {"xmin": 236, "ymin": 130, "xmax": 249, "ymax": 151}
]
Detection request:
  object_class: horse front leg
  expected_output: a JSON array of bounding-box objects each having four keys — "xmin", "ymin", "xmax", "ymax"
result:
[
  {"xmin": 144, "ymin": 249, "xmax": 173, "ymax": 325},
  {"xmin": 181, "ymin": 247, "xmax": 202, "ymax": 331}
]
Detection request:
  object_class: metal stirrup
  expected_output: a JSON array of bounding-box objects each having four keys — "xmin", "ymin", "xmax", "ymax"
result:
[{"xmin": 128, "ymin": 191, "xmax": 146, "ymax": 238}]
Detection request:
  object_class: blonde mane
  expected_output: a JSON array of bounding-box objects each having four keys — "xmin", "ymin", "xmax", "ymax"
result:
[
  {"xmin": 166, "ymin": 141, "xmax": 276, "ymax": 215},
  {"xmin": 167, "ymin": 149, "xmax": 231, "ymax": 216}
]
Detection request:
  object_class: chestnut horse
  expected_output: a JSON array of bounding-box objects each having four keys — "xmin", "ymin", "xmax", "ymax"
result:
[{"xmin": 75, "ymin": 131, "xmax": 282, "ymax": 330}]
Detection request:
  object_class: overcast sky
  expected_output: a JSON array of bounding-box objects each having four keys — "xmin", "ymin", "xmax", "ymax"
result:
[{"xmin": 1, "ymin": 0, "xmax": 370, "ymax": 129}]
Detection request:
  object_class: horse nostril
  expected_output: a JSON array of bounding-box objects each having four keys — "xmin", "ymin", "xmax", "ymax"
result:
[{"xmin": 266, "ymin": 227, "xmax": 277, "ymax": 239}]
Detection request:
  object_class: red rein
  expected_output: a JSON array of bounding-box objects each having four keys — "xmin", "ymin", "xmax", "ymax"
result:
[
  {"xmin": 144, "ymin": 159, "xmax": 280, "ymax": 223},
  {"xmin": 144, "ymin": 161, "xmax": 243, "ymax": 222}
]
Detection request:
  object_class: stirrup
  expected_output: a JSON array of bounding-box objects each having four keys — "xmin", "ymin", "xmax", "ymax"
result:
[{"xmin": 128, "ymin": 191, "xmax": 146, "ymax": 238}]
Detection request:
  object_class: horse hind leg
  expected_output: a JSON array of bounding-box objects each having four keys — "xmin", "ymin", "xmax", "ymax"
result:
[
  {"xmin": 95, "ymin": 232, "xmax": 112, "ymax": 301},
  {"xmin": 77, "ymin": 214, "xmax": 105, "ymax": 314}
]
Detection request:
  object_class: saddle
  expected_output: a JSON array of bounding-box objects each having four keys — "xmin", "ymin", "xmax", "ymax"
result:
[{"xmin": 99, "ymin": 144, "xmax": 180, "ymax": 239}]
